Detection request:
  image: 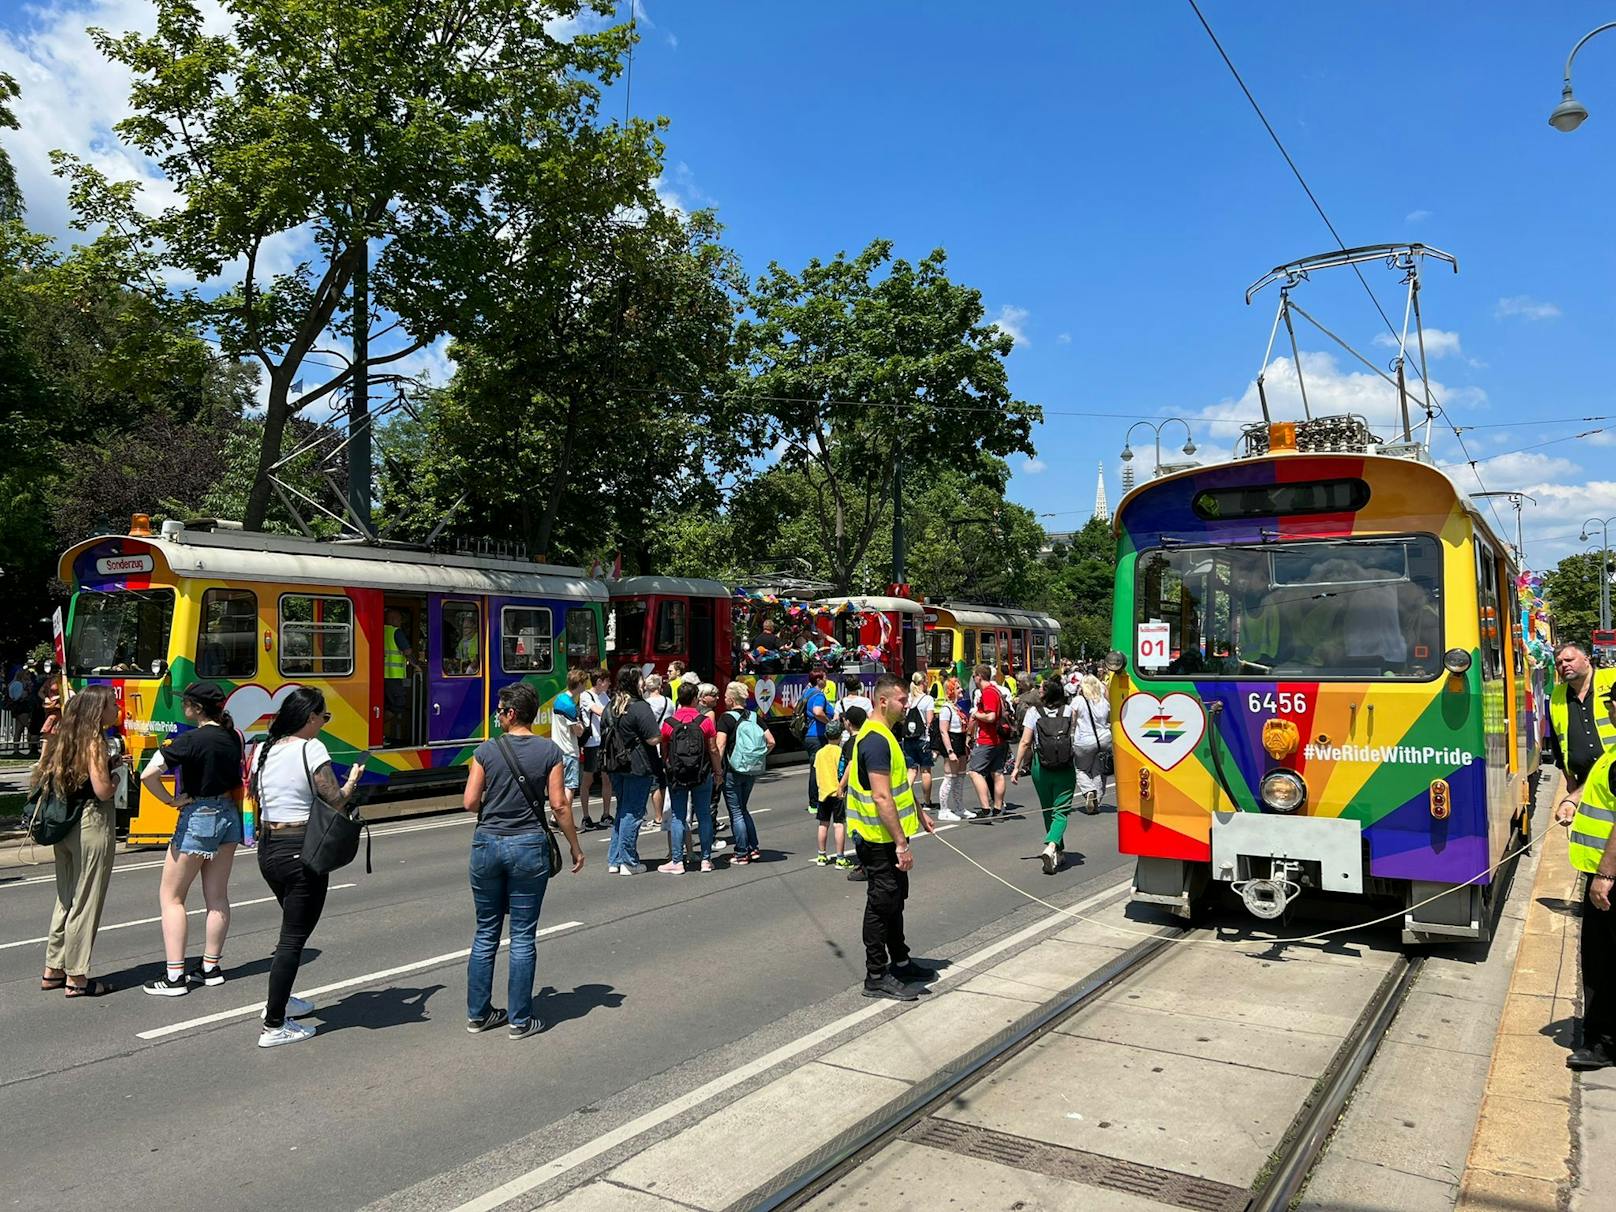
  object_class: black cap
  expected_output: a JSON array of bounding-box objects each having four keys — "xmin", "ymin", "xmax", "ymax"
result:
[{"xmin": 182, "ymin": 680, "xmax": 227, "ymax": 710}]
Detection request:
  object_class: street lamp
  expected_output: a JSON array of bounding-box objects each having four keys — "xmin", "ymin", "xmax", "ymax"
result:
[
  {"xmin": 1580, "ymin": 514, "xmax": 1616, "ymax": 633},
  {"xmin": 1550, "ymin": 22, "xmax": 1616, "ymax": 131},
  {"xmin": 1121, "ymin": 419, "xmax": 1197, "ymax": 491}
]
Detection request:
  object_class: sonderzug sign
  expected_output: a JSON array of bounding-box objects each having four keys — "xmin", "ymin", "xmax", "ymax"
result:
[{"xmin": 94, "ymin": 554, "xmax": 155, "ymax": 575}]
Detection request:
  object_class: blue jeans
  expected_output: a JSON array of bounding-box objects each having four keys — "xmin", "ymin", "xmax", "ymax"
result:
[
  {"xmin": 805, "ymin": 737, "xmax": 825, "ymax": 809},
  {"xmin": 609, "ymin": 773, "xmax": 652, "ymax": 867},
  {"xmin": 668, "ymin": 777, "xmax": 715, "ymax": 862},
  {"xmin": 467, "ymin": 830, "xmax": 551, "ymax": 1027},
  {"xmin": 723, "ymin": 770, "xmax": 759, "ymax": 853}
]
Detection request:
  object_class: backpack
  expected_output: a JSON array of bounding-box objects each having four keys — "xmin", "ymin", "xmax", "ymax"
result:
[
  {"xmin": 903, "ymin": 704, "xmax": 926, "ymax": 743},
  {"xmin": 789, "ymin": 692, "xmax": 811, "ymax": 742},
  {"xmin": 728, "ymin": 709, "xmax": 769, "ymax": 775},
  {"xmin": 601, "ymin": 706, "xmax": 635, "ymax": 775},
  {"xmin": 1033, "ymin": 708, "xmax": 1075, "ymax": 770},
  {"xmin": 22, "ymin": 780, "xmax": 88, "ymax": 846},
  {"xmin": 991, "ymin": 688, "xmax": 1018, "ymax": 744},
  {"xmin": 667, "ymin": 716, "xmax": 709, "ymax": 788}
]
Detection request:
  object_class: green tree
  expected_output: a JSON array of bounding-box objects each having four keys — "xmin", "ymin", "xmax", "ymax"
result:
[
  {"xmin": 59, "ymin": 0, "xmax": 649, "ymax": 531},
  {"xmin": 1544, "ymin": 549, "xmax": 1605, "ymax": 654},
  {"xmin": 904, "ymin": 458, "xmax": 1051, "ymax": 607},
  {"xmin": 1044, "ymin": 515, "xmax": 1118, "ymax": 660},
  {"xmin": 730, "ymin": 240, "xmax": 1040, "ymax": 591},
  {"xmin": 0, "ymin": 71, "xmax": 21, "ymax": 221}
]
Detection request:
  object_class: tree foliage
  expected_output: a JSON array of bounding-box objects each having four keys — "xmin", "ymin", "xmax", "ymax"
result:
[
  {"xmin": 60, "ymin": 0, "xmax": 650, "ymax": 530},
  {"xmin": 729, "ymin": 240, "xmax": 1040, "ymax": 591},
  {"xmin": 1545, "ymin": 550, "xmax": 1606, "ymax": 654},
  {"xmin": 0, "ymin": 71, "xmax": 21, "ymax": 221},
  {"xmin": 1042, "ymin": 515, "xmax": 1118, "ymax": 660}
]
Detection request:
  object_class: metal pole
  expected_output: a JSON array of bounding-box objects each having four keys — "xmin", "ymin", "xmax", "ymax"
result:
[
  {"xmin": 1603, "ymin": 523, "xmax": 1611, "ymax": 634},
  {"xmin": 891, "ymin": 444, "xmax": 905, "ymax": 586}
]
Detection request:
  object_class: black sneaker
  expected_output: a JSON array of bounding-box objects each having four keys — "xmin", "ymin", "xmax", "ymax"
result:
[
  {"xmin": 862, "ymin": 974, "xmax": 919, "ymax": 1002},
  {"xmin": 1567, "ymin": 1046, "xmax": 1616, "ymax": 1070},
  {"xmin": 846, "ymin": 866, "xmax": 868, "ymax": 882},
  {"xmin": 580, "ymin": 817, "xmax": 597, "ymax": 831},
  {"xmin": 891, "ymin": 961, "xmax": 939, "ymax": 985},
  {"xmin": 509, "ymin": 1018, "xmax": 543, "ymax": 1041},
  {"xmin": 467, "ymin": 1007, "xmax": 509, "ymax": 1034},
  {"xmin": 143, "ymin": 974, "xmax": 190, "ymax": 997},
  {"xmin": 189, "ymin": 965, "xmax": 226, "ymax": 987},
  {"xmin": 599, "ymin": 815, "xmax": 615, "ymax": 827}
]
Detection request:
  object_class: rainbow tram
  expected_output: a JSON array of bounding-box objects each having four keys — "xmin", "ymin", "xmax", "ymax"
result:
[
  {"xmin": 59, "ymin": 517, "xmax": 605, "ymax": 844},
  {"xmin": 1110, "ymin": 416, "xmax": 1535, "ymax": 943}
]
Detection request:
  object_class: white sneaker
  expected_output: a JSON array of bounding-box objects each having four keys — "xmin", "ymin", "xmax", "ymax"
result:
[
  {"xmin": 258, "ymin": 1020, "xmax": 316, "ymax": 1048},
  {"xmin": 936, "ymin": 809, "xmax": 962, "ymax": 821},
  {"xmin": 261, "ymin": 994, "xmax": 314, "ymax": 1022},
  {"xmin": 619, "ymin": 862, "xmax": 647, "ymax": 875},
  {"xmin": 641, "ymin": 821, "xmax": 662, "ymax": 833},
  {"xmin": 711, "ymin": 839, "xmax": 727, "ymax": 852},
  {"xmin": 607, "ymin": 864, "xmax": 620, "ymax": 874}
]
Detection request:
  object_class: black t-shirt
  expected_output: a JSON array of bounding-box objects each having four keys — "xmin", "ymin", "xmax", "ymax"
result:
[
  {"xmin": 856, "ymin": 732, "xmax": 892, "ymax": 785},
  {"xmin": 613, "ymin": 699, "xmax": 666, "ymax": 778},
  {"xmin": 473, "ymin": 734, "xmax": 561, "ymax": 835},
  {"xmin": 1553, "ymin": 687, "xmax": 1606, "ymax": 788},
  {"xmin": 716, "ymin": 709, "xmax": 766, "ymax": 772},
  {"xmin": 160, "ymin": 724, "xmax": 244, "ymax": 798}
]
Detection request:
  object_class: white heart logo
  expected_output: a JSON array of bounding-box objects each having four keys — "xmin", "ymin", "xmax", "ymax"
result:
[
  {"xmin": 754, "ymin": 678, "xmax": 777, "ymax": 715},
  {"xmin": 1119, "ymin": 692, "xmax": 1206, "ymax": 772},
  {"xmin": 225, "ymin": 683, "xmax": 305, "ymax": 744}
]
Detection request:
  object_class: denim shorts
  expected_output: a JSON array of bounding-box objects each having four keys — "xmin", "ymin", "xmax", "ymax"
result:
[
  {"xmin": 562, "ymin": 754, "xmax": 580, "ymax": 791},
  {"xmin": 903, "ymin": 740, "xmax": 934, "ymax": 770},
  {"xmin": 171, "ymin": 796, "xmax": 244, "ymax": 858}
]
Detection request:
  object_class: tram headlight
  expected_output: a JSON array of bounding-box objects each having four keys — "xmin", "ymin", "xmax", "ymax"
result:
[
  {"xmin": 1104, "ymin": 650, "xmax": 1127, "ymax": 673},
  {"xmin": 1260, "ymin": 769, "xmax": 1307, "ymax": 813},
  {"xmin": 1443, "ymin": 648, "xmax": 1472, "ymax": 675}
]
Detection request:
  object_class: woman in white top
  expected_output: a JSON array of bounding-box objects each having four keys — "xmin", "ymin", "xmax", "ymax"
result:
[
  {"xmin": 1073, "ymin": 674, "xmax": 1113, "ymax": 815},
  {"xmin": 249, "ymin": 687, "xmax": 364, "ymax": 1048},
  {"xmin": 904, "ymin": 672, "xmax": 937, "ymax": 812},
  {"xmin": 934, "ymin": 676, "xmax": 972, "ymax": 820}
]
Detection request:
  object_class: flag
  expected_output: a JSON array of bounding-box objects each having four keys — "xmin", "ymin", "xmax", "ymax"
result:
[{"xmin": 290, "ymin": 379, "xmax": 304, "ymax": 396}]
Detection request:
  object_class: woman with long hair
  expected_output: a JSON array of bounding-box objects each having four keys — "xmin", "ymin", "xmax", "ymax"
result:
[
  {"xmin": 1012, "ymin": 679, "xmax": 1077, "ymax": 874},
  {"xmin": 248, "ymin": 687, "xmax": 364, "ymax": 1047},
  {"xmin": 36, "ymin": 684, "xmax": 123, "ymax": 997},
  {"xmin": 604, "ymin": 665, "xmax": 662, "ymax": 875},
  {"xmin": 140, "ymin": 681, "xmax": 245, "ymax": 995},
  {"xmin": 1073, "ymin": 674, "xmax": 1113, "ymax": 816},
  {"xmin": 934, "ymin": 677, "xmax": 971, "ymax": 820}
]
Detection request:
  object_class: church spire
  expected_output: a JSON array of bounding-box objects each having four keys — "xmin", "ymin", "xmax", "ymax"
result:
[{"xmin": 1093, "ymin": 462, "xmax": 1110, "ymax": 522}]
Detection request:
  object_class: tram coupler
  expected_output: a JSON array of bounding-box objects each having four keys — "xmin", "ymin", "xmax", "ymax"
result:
[{"xmin": 1233, "ymin": 859, "xmax": 1303, "ymax": 921}]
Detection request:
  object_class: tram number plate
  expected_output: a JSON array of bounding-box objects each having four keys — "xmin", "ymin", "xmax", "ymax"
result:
[
  {"xmin": 1247, "ymin": 691, "xmax": 1308, "ymax": 715},
  {"xmin": 1137, "ymin": 622, "xmax": 1170, "ymax": 668}
]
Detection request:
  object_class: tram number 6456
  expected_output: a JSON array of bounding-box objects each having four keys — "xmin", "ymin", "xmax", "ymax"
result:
[{"xmin": 1248, "ymin": 691, "xmax": 1307, "ymax": 715}]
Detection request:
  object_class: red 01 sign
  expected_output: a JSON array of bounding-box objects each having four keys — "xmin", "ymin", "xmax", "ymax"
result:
[{"xmin": 1137, "ymin": 621, "xmax": 1170, "ymax": 668}]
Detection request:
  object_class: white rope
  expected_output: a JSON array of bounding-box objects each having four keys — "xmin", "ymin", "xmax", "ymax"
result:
[{"xmin": 929, "ymin": 797, "xmax": 1561, "ymax": 950}]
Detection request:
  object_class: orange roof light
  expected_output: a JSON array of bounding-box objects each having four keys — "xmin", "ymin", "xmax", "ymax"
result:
[
  {"xmin": 1268, "ymin": 422, "xmax": 1298, "ymax": 453},
  {"xmin": 129, "ymin": 513, "xmax": 153, "ymax": 536}
]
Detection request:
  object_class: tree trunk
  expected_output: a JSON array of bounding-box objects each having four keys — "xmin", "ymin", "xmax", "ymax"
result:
[
  {"xmin": 534, "ymin": 392, "xmax": 583, "ymax": 557},
  {"xmin": 243, "ymin": 372, "xmax": 294, "ymax": 531}
]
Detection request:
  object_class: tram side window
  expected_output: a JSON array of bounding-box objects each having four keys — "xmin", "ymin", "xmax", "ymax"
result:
[
  {"xmin": 197, "ymin": 589, "xmax": 257, "ymax": 678},
  {"xmin": 981, "ymin": 630, "xmax": 998, "ymax": 669},
  {"xmin": 926, "ymin": 628, "xmax": 954, "ymax": 670},
  {"xmin": 1031, "ymin": 631, "xmax": 1047, "ymax": 669},
  {"xmin": 654, "ymin": 600, "xmax": 687, "ymax": 654},
  {"xmin": 1509, "ymin": 581, "xmax": 1524, "ymax": 676},
  {"xmin": 1010, "ymin": 632, "xmax": 1026, "ymax": 671},
  {"xmin": 442, "ymin": 601, "xmax": 481, "ymax": 677},
  {"xmin": 567, "ymin": 608, "xmax": 600, "ymax": 669},
  {"xmin": 278, "ymin": 595, "xmax": 354, "ymax": 678},
  {"xmin": 1477, "ymin": 544, "xmax": 1503, "ymax": 681},
  {"xmin": 610, "ymin": 599, "xmax": 647, "ymax": 658},
  {"xmin": 963, "ymin": 629, "xmax": 977, "ymax": 665},
  {"xmin": 502, "ymin": 606, "xmax": 554, "ymax": 674}
]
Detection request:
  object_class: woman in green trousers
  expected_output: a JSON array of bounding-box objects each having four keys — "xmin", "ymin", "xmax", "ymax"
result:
[{"xmin": 1012, "ymin": 680, "xmax": 1077, "ymax": 875}]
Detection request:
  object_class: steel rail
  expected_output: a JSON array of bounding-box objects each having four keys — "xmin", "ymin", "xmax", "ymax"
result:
[
  {"xmin": 1246, "ymin": 954, "xmax": 1424, "ymax": 1212},
  {"xmin": 746, "ymin": 923, "xmax": 1188, "ymax": 1212}
]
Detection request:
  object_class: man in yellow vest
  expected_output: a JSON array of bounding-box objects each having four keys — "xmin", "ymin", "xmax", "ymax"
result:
[
  {"xmin": 846, "ymin": 673, "xmax": 937, "ymax": 1001},
  {"xmin": 1548, "ymin": 641, "xmax": 1616, "ymax": 807},
  {"xmin": 1561, "ymin": 680, "xmax": 1616, "ymax": 1070},
  {"xmin": 383, "ymin": 608, "xmax": 416, "ymax": 745}
]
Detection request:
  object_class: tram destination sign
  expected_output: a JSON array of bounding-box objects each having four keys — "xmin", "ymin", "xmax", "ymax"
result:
[{"xmin": 94, "ymin": 553, "xmax": 155, "ymax": 575}]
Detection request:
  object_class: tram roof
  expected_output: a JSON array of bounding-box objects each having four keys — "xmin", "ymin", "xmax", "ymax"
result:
[
  {"xmin": 607, "ymin": 575, "xmax": 732, "ymax": 599},
  {"xmin": 928, "ymin": 602, "xmax": 1063, "ymax": 630},
  {"xmin": 59, "ymin": 528, "xmax": 608, "ymax": 600},
  {"xmin": 815, "ymin": 595, "xmax": 926, "ymax": 615}
]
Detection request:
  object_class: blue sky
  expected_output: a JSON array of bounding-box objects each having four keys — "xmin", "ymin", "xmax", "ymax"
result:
[{"xmin": 5, "ymin": 1, "xmax": 1616, "ymax": 567}]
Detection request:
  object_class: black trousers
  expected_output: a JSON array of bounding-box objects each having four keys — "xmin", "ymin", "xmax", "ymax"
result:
[
  {"xmin": 259, "ymin": 830, "xmax": 330, "ymax": 1028},
  {"xmin": 1583, "ymin": 876, "xmax": 1616, "ymax": 1051},
  {"xmin": 853, "ymin": 836, "xmax": 910, "ymax": 981}
]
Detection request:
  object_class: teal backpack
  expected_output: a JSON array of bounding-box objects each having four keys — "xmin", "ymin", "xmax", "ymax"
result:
[{"xmin": 728, "ymin": 710, "xmax": 770, "ymax": 775}]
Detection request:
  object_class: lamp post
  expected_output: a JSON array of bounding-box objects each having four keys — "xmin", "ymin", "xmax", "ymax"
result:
[
  {"xmin": 1549, "ymin": 22, "xmax": 1616, "ymax": 131},
  {"xmin": 1120, "ymin": 419, "xmax": 1197, "ymax": 491},
  {"xmin": 1581, "ymin": 515, "xmax": 1616, "ymax": 633}
]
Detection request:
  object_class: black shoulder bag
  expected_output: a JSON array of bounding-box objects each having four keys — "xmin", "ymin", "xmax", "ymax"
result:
[
  {"xmin": 300, "ymin": 743, "xmax": 372, "ymax": 875},
  {"xmin": 1080, "ymin": 697, "xmax": 1115, "ymax": 777},
  {"xmin": 493, "ymin": 734, "xmax": 564, "ymax": 878}
]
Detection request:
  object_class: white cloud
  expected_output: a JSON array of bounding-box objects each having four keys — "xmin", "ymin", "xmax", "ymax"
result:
[
  {"xmin": 1405, "ymin": 209, "xmax": 1431, "ymax": 223},
  {"xmin": 1495, "ymin": 295, "xmax": 1562, "ymax": 321},
  {"xmin": 1019, "ymin": 456, "xmax": 1047, "ymax": 475},
  {"xmin": 666, "ymin": 32, "xmax": 678, "ymax": 48},
  {"xmin": 991, "ymin": 304, "xmax": 1030, "ymax": 348},
  {"xmin": 1372, "ymin": 327, "xmax": 1462, "ymax": 359},
  {"xmin": 1056, "ymin": 332, "xmax": 1072, "ymax": 345}
]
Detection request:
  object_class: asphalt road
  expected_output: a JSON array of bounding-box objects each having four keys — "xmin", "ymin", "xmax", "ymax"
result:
[{"xmin": 0, "ymin": 765, "xmax": 1130, "ymax": 1212}]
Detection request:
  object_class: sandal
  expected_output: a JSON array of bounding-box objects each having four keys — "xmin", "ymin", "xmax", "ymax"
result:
[
  {"xmin": 65, "ymin": 978, "xmax": 114, "ymax": 998},
  {"xmin": 41, "ymin": 974, "xmax": 66, "ymax": 991}
]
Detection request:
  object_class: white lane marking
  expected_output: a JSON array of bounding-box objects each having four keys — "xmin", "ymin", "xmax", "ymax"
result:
[
  {"xmin": 135, "ymin": 920, "xmax": 584, "ymax": 1040},
  {"xmin": 0, "ymin": 884, "xmax": 357, "ymax": 951},
  {"xmin": 446, "ymin": 876, "xmax": 1134, "ymax": 1212}
]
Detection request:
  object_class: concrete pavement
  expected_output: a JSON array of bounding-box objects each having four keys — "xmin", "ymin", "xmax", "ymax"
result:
[{"xmin": 0, "ymin": 766, "xmax": 1132, "ymax": 1212}]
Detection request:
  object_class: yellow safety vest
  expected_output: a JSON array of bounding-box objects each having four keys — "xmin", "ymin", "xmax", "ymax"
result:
[
  {"xmin": 384, "ymin": 626, "xmax": 407, "ymax": 679},
  {"xmin": 1570, "ymin": 747, "xmax": 1616, "ymax": 874},
  {"xmin": 846, "ymin": 718, "xmax": 919, "ymax": 844},
  {"xmin": 457, "ymin": 631, "xmax": 479, "ymax": 669},
  {"xmin": 1550, "ymin": 669, "xmax": 1616, "ymax": 761}
]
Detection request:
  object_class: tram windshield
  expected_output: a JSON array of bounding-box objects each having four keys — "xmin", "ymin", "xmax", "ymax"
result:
[
  {"xmin": 69, "ymin": 588, "xmax": 175, "ymax": 678},
  {"xmin": 1133, "ymin": 536, "xmax": 1443, "ymax": 680}
]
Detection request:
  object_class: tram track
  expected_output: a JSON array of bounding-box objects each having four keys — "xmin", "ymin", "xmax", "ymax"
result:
[{"xmin": 747, "ymin": 924, "xmax": 1425, "ymax": 1212}]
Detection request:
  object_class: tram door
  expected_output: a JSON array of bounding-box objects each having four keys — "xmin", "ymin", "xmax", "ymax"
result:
[
  {"xmin": 382, "ymin": 594, "xmax": 427, "ymax": 748},
  {"xmin": 689, "ymin": 596, "xmax": 716, "ymax": 682},
  {"xmin": 429, "ymin": 598, "xmax": 486, "ymax": 745}
]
